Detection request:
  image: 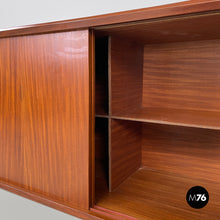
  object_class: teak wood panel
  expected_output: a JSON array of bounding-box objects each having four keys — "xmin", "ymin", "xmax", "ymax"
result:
[
  {"xmin": 142, "ymin": 123, "xmax": 220, "ymax": 183},
  {"xmin": 0, "ymin": 38, "xmax": 23, "ymax": 185},
  {"xmin": 111, "ymin": 37, "xmax": 143, "ymax": 116},
  {"xmin": 0, "ymin": 30, "xmax": 91, "ymax": 210},
  {"xmin": 110, "ymin": 119, "xmax": 141, "ymax": 191},
  {"xmin": 143, "ymin": 39, "xmax": 220, "ymax": 112}
]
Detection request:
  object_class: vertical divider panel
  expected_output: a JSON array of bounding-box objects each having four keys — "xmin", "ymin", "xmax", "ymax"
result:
[
  {"xmin": 108, "ymin": 36, "xmax": 143, "ymax": 191},
  {"xmin": 110, "ymin": 119, "xmax": 142, "ymax": 191}
]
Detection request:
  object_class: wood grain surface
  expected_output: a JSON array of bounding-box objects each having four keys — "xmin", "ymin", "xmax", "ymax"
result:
[
  {"xmin": 89, "ymin": 29, "xmax": 96, "ymax": 208},
  {"xmin": 143, "ymin": 40, "xmax": 220, "ymax": 111},
  {"xmin": 0, "ymin": 30, "xmax": 91, "ymax": 210},
  {"xmin": 1, "ymin": 0, "xmax": 220, "ymax": 38},
  {"xmin": 1, "ymin": 1, "xmax": 220, "ymax": 219},
  {"xmin": 142, "ymin": 123, "xmax": 220, "ymax": 183},
  {"xmin": 0, "ymin": 38, "xmax": 23, "ymax": 186},
  {"xmin": 95, "ymin": 119, "xmax": 220, "ymax": 219},
  {"xmin": 96, "ymin": 168, "xmax": 220, "ymax": 220},
  {"xmin": 111, "ymin": 37, "xmax": 143, "ymax": 116},
  {"xmin": 110, "ymin": 119, "xmax": 141, "ymax": 191},
  {"xmin": 110, "ymin": 107, "xmax": 220, "ymax": 130},
  {"xmin": 110, "ymin": 39, "xmax": 220, "ymax": 129}
]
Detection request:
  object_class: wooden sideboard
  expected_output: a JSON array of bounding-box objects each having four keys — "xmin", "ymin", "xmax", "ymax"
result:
[{"xmin": 0, "ymin": 1, "xmax": 220, "ymax": 219}]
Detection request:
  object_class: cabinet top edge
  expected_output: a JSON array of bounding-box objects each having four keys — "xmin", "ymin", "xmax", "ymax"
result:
[{"xmin": 0, "ymin": 0, "xmax": 220, "ymax": 38}]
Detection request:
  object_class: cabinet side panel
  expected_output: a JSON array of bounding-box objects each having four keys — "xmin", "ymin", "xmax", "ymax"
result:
[{"xmin": 0, "ymin": 30, "xmax": 90, "ymax": 210}]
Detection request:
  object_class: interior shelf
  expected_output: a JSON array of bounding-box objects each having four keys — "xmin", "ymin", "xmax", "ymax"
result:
[
  {"xmin": 110, "ymin": 108, "xmax": 220, "ymax": 130},
  {"xmin": 95, "ymin": 114, "xmax": 109, "ymax": 119},
  {"xmin": 95, "ymin": 168, "xmax": 220, "ymax": 220},
  {"xmin": 97, "ymin": 108, "xmax": 220, "ymax": 130},
  {"xmin": 94, "ymin": 118, "xmax": 220, "ymax": 218}
]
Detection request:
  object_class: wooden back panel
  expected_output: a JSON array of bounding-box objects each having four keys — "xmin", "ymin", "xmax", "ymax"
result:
[
  {"xmin": 143, "ymin": 39, "xmax": 220, "ymax": 112},
  {"xmin": 0, "ymin": 30, "xmax": 91, "ymax": 210},
  {"xmin": 111, "ymin": 37, "xmax": 143, "ymax": 115},
  {"xmin": 142, "ymin": 123, "xmax": 220, "ymax": 183}
]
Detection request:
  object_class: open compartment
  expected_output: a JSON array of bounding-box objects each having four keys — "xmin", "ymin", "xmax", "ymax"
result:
[
  {"xmin": 93, "ymin": 11, "xmax": 220, "ymax": 219},
  {"xmin": 111, "ymin": 38, "xmax": 220, "ymax": 129},
  {"xmin": 95, "ymin": 119, "xmax": 220, "ymax": 219},
  {"xmin": 106, "ymin": 12, "xmax": 220, "ymax": 129}
]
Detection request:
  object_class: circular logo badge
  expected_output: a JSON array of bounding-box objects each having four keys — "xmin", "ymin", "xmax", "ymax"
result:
[{"xmin": 186, "ymin": 186, "xmax": 209, "ymax": 209}]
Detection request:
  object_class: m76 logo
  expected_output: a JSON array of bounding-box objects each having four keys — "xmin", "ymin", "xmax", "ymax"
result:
[
  {"xmin": 188, "ymin": 194, "xmax": 207, "ymax": 202},
  {"xmin": 186, "ymin": 186, "xmax": 209, "ymax": 209}
]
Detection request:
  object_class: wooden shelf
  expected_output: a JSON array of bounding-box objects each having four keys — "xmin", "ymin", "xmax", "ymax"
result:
[
  {"xmin": 95, "ymin": 114, "xmax": 109, "ymax": 119},
  {"xmin": 95, "ymin": 168, "xmax": 220, "ymax": 220},
  {"xmin": 110, "ymin": 108, "xmax": 220, "ymax": 130},
  {"xmin": 96, "ymin": 108, "xmax": 220, "ymax": 130}
]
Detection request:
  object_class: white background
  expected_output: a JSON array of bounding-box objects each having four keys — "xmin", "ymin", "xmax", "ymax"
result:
[{"xmin": 0, "ymin": 0, "xmax": 186, "ymax": 219}]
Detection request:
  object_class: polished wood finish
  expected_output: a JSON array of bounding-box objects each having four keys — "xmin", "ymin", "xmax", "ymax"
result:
[
  {"xmin": 0, "ymin": 38, "xmax": 22, "ymax": 185},
  {"xmin": 110, "ymin": 119, "xmax": 141, "ymax": 191},
  {"xmin": 0, "ymin": 30, "xmax": 91, "ymax": 210},
  {"xmin": 92, "ymin": 205, "xmax": 137, "ymax": 220},
  {"xmin": 89, "ymin": 29, "xmax": 96, "ymax": 207},
  {"xmin": 142, "ymin": 123, "xmax": 220, "ymax": 183},
  {"xmin": 111, "ymin": 36, "xmax": 143, "ymax": 116},
  {"xmin": 96, "ymin": 168, "xmax": 220, "ymax": 220},
  {"xmin": 94, "ymin": 2, "xmax": 220, "ymax": 218},
  {"xmin": 1, "ymin": 1, "xmax": 220, "ymax": 38},
  {"xmin": 143, "ymin": 40, "xmax": 220, "ymax": 111},
  {"xmin": 1, "ymin": 1, "xmax": 220, "ymax": 219},
  {"xmin": 109, "ymin": 38, "xmax": 220, "ymax": 130}
]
